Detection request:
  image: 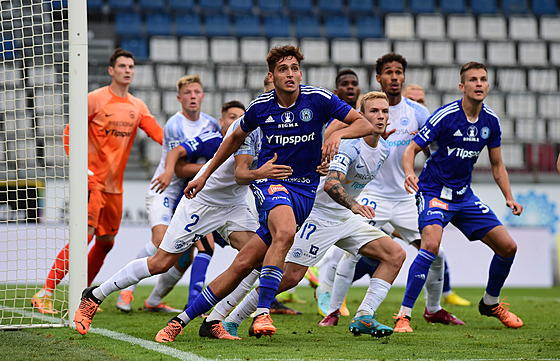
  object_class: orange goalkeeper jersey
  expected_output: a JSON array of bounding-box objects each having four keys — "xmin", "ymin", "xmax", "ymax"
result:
[{"xmin": 85, "ymin": 86, "xmax": 163, "ymax": 194}]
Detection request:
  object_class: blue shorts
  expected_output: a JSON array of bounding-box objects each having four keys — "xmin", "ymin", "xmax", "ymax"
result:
[
  {"xmin": 416, "ymin": 191, "xmax": 502, "ymax": 241},
  {"xmin": 251, "ymin": 181, "xmax": 315, "ymax": 246}
]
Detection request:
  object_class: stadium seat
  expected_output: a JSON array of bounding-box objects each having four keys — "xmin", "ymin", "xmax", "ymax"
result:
[
  {"xmin": 385, "ymin": 14, "xmax": 414, "ymax": 39},
  {"xmin": 484, "ymin": 94, "xmax": 505, "ymax": 118},
  {"xmin": 434, "ymin": 67, "xmax": 459, "ymax": 91},
  {"xmin": 550, "ymin": 43, "xmax": 560, "ymax": 65},
  {"xmin": 228, "ymin": 0, "xmax": 254, "ymax": 14},
  {"xmin": 447, "ymin": 15, "xmax": 476, "ymax": 40},
  {"xmin": 351, "ymin": 67, "xmax": 369, "ymax": 90},
  {"xmin": 187, "ymin": 65, "xmax": 216, "ymax": 89},
  {"xmin": 294, "ymin": 16, "xmax": 322, "ymax": 38},
  {"xmin": 299, "ymin": 38, "xmax": 329, "ymax": 65},
  {"xmin": 246, "ymin": 64, "xmax": 270, "ymax": 89},
  {"xmin": 487, "ymin": 41, "xmax": 516, "ymax": 66},
  {"xmin": 518, "ymin": 41, "xmax": 547, "ymax": 66},
  {"xmin": 257, "ymin": 0, "xmax": 284, "ymax": 15},
  {"xmin": 240, "ymin": 38, "xmax": 268, "ymax": 63},
  {"xmin": 409, "ymin": 0, "xmax": 435, "ymax": 14},
  {"xmin": 223, "ymin": 90, "xmax": 253, "ymax": 108},
  {"xmin": 501, "ymin": 0, "xmax": 528, "ymax": 14},
  {"xmin": 216, "ymin": 65, "xmax": 245, "ymax": 90},
  {"xmin": 509, "ymin": 16, "xmax": 538, "ymax": 40},
  {"xmin": 169, "ymin": 0, "xmax": 195, "ymax": 13},
  {"xmin": 425, "ymin": 41, "xmax": 453, "ymax": 65},
  {"xmin": 440, "ymin": 0, "xmax": 466, "ymax": 14},
  {"xmin": 107, "ymin": 0, "xmax": 135, "ymax": 12},
  {"xmin": 497, "ymin": 68, "xmax": 527, "ymax": 92},
  {"xmin": 205, "ymin": 14, "xmax": 233, "ymax": 37},
  {"xmin": 528, "ymin": 69, "xmax": 557, "ymax": 92},
  {"xmin": 355, "ymin": 16, "xmax": 383, "ymax": 39},
  {"xmin": 325, "ymin": 17, "xmax": 352, "ymax": 38},
  {"xmin": 199, "ymin": 0, "xmax": 224, "ymax": 14},
  {"xmin": 87, "ymin": 0, "xmax": 105, "ymax": 12},
  {"xmin": 547, "ymin": 119, "xmax": 560, "ymax": 141},
  {"xmin": 180, "ymin": 37, "xmax": 209, "ymax": 63},
  {"xmin": 0, "ymin": 64, "xmax": 23, "ymax": 88},
  {"xmin": 532, "ymin": 0, "xmax": 558, "ymax": 15},
  {"xmin": 264, "ymin": 16, "xmax": 292, "ymax": 38},
  {"xmin": 287, "ymin": 0, "xmax": 314, "ymax": 15},
  {"xmin": 149, "ymin": 37, "xmax": 179, "ymax": 63},
  {"xmin": 132, "ymin": 90, "xmax": 161, "ymax": 113},
  {"xmin": 470, "ymin": 0, "xmax": 497, "ymax": 14},
  {"xmin": 115, "ymin": 14, "xmax": 143, "ymax": 38},
  {"xmin": 119, "ymin": 38, "xmax": 148, "ymax": 60},
  {"xmin": 318, "ymin": 0, "xmax": 344, "ymax": 15},
  {"xmin": 362, "ymin": 39, "xmax": 391, "ymax": 66},
  {"xmin": 162, "ymin": 90, "xmax": 180, "ymax": 114},
  {"xmin": 0, "ymin": 36, "xmax": 21, "ymax": 60},
  {"xmin": 539, "ymin": 16, "xmax": 560, "ymax": 41},
  {"xmin": 331, "ymin": 39, "xmax": 360, "ymax": 64},
  {"xmin": 348, "ymin": 0, "xmax": 374, "ymax": 14},
  {"xmin": 138, "ymin": 0, "xmax": 165, "ymax": 13},
  {"xmin": 306, "ymin": 66, "xmax": 337, "ymax": 88},
  {"xmin": 506, "ymin": 93, "xmax": 536, "ymax": 118},
  {"xmin": 145, "ymin": 13, "xmax": 172, "ymax": 37},
  {"xmin": 32, "ymin": 88, "xmax": 64, "ymax": 116},
  {"xmin": 175, "ymin": 14, "xmax": 203, "ymax": 37},
  {"xmin": 156, "ymin": 64, "xmax": 185, "ymax": 89},
  {"xmin": 234, "ymin": 15, "xmax": 262, "ymax": 37},
  {"xmin": 455, "ymin": 41, "xmax": 485, "ymax": 64},
  {"xmin": 539, "ymin": 94, "xmax": 560, "ymax": 118},
  {"xmin": 210, "ymin": 37, "xmax": 239, "ymax": 62},
  {"xmin": 478, "ymin": 15, "xmax": 507, "ymax": 40},
  {"xmin": 131, "ymin": 64, "xmax": 155, "ymax": 88},
  {"xmin": 405, "ymin": 67, "xmax": 431, "ymax": 89},
  {"xmin": 393, "ymin": 40, "xmax": 423, "ymax": 65},
  {"xmin": 50, "ymin": 0, "xmax": 68, "ymax": 9},
  {"xmin": 378, "ymin": 0, "xmax": 405, "ymax": 13},
  {"xmin": 416, "ymin": 14, "xmax": 444, "ymax": 39}
]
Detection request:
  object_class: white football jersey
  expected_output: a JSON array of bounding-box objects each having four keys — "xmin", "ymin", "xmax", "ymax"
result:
[{"xmin": 365, "ymin": 97, "xmax": 430, "ymax": 200}]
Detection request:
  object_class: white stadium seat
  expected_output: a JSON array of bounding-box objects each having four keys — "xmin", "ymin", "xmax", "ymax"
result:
[
  {"xmin": 156, "ymin": 64, "xmax": 185, "ymax": 89},
  {"xmin": 478, "ymin": 16, "xmax": 507, "ymax": 40},
  {"xmin": 186, "ymin": 65, "xmax": 215, "ymax": 90},
  {"xmin": 487, "ymin": 41, "xmax": 516, "ymax": 66},
  {"xmin": 509, "ymin": 16, "xmax": 538, "ymax": 40},
  {"xmin": 455, "ymin": 41, "xmax": 484, "ymax": 64},
  {"xmin": 300, "ymin": 38, "xmax": 329, "ymax": 65},
  {"xmin": 447, "ymin": 15, "xmax": 476, "ymax": 40},
  {"xmin": 393, "ymin": 40, "xmax": 423, "ymax": 65},
  {"xmin": 385, "ymin": 14, "xmax": 415, "ymax": 39},
  {"xmin": 240, "ymin": 37, "xmax": 269, "ymax": 64},
  {"xmin": 331, "ymin": 38, "xmax": 361, "ymax": 65},
  {"xmin": 149, "ymin": 36, "xmax": 179, "ymax": 62},
  {"xmin": 180, "ymin": 37, "xmax": 209, "ymax": 63},
  {"xmin": 506, "ymin": 93, "xmax": 536, "ymax": 118},
  {"xmin": 362, "ymin": 39, "xmax": 391, "ymax": 66},
  {"xmin": 132, "ymin": 64, "xmax": 155, "ymax": 88},
  {"xmin": 405, "ymin": 68, "xmax": 431, "ymax": 90},
  {"xmin": 305, "ymin": 66, "xmax": 337, "ymax": 89},
  {"xmin": 518, "ymin": 42, "xmax": 548, "ymax": 66},
  {"xmin": 528, "ymin": 69, "xmax": 558, "ymax": 92},
  {"xmin": 496, "ymin": 68, "xmax": 526, "ymax": 92},
  {"xmin": 416, "ymin": 14, "xmax": 445, "ymax": 40},
  {"xmin": 434, "ymin": 67, "xmax": 459, "ymax": 91},
  {"xmin": 538, "ymin": 94, "xmax": 560, "ymax": 118},
  {"xmin": 540, "ymin": 16, "xmax": 560, "ymax": 41},
  {"xmin": 210, "ymin": 37, "xmax": 239, "ymax": 63},
  {"xmin": 216, "ymin": 65, "xmax": 245, "ymax": 90},
  {"xmin": 425, "ymin": 41, "xmax": 454, "ymax": 65}
]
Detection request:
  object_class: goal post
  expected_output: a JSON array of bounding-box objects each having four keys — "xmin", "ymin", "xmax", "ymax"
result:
[{"xmin": 0, "ymin": 0, "xmax": 87, "ymax": 329}]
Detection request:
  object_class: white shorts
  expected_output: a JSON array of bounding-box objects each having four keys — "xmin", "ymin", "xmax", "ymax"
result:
[
  {"xmin": 358, "ymin": 194, "xmax": 420, "ymax": 244},
  {"xmin": 285, "ymin": 213, "xmax": 386, "ymax": 268},
  {"xmin": 146, "ymin": 192, "xmax": 177, "ymax": 228},
  {"xmin": 159, "ymin": 198, "xmax": 259, "ymax": 254}
]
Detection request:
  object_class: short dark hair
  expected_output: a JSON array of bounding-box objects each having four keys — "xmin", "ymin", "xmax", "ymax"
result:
[
  {"xmin": 375, "ymin": 53, "xmax": 407, "ymax": 75},
  {"xmin": 109, "ymin": 48, "xmax": 134, "ymax": 67},
  {"xmin": 460, "ymin": 62, "xmax": 487, "ymax": 83},
  {"xmin": 221, "ymin": 100, "xmax": 245, "ymax": 114},
  {"xmin": 266, "ymin": 45, "xmax": 304, "ymax": 73},
  {"xmin": 335, "ymin": 69, "xmax": 359, "ymax": 87}
]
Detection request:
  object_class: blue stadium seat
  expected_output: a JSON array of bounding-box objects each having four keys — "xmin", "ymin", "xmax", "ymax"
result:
[
  {"xmin": 138, "ymin": 0, "xmax": 165, "ymax": 13},
  {"xmin": 229, "ymin": 0, "xmax": 254, "ymax": 14},
  {"xmin": 325, "ymin": 17, "xmax": 351, "ymax": 38},
  {"xmin": 264, "ymin": 16, "xmax": 292, "ymax": 38},
  {"xmin": 235, "ymin": 15, "xmax": 261, "ymax": 37},
  {"xmin": 145, "ymin": 13, "xmax": 172, "ymax": 36},
  {"xmin": 51, "ymin": 0, "xmax": 68, "ymax": 9},
  {"xmin": 115, "ymin": 13, "xmax": 143, "ymax": 38},
  {"xmin": 87, "ymin": 0, "xmax": 104, "ymax": 12},
  {"xmin": 287, "ymin": 0, "xmax": 314, "ymax": 15},
  {"xmin": 440, "ymin": 0, "xmax": 466, "ymax": 14},
  {"xmin": 355, "ymin": 16, "xmax": 383, "ymax": 38},
  {"xmin": 257, "ymin": 0, "xmax": 284, "ymax": 15},
  {"xmin": 501, "ymin": 0, "xmax": 529, "ymax": 14},
  {"xmin": 175, "ymin": 14, "xmax": 203, "ymax": 36},
  {"xmin": 169, "ymin": 0, "xmax": 195, "ymax": 13},
  {"xmin": 318, "ymin": 0, "xmax": 344, "ymax": 15},
  {"xmin": 205, "ymin": 14, "xmax": 233, "ymax": 37},
  {"xmin": 532, "ymin": 0, "xmax": 558, "ymax": 15},
  {"xmin": 471, "ymin": 0, "xmax": 497, "ymax": 14},
  {"xmin": 199, "ymin": 0, "xmax": 224, "ymax": 14},
  {"xmin": 294, "ymin": 16, "xmax": 321, "ymax": 38},
  {"xmin": 348, "ymin": 0, "xmax": 374, "ymax": 14},
  {"xmin": 378, "ymin": 0, "xmax": 405, "ymax": 13},
  {"xmin": 120, "ymin": 38, "xmax": 148, "ymax": 60},
  {"xmin": 409, "ymin": 0, "xmax": 435, "ymax": 13},
  {"xmin": 0, "ymin": 35, "xmax": 21, "ymax": 60},
  {"xmin": 108, "ymin": 0, "xmax": 135, "ymax": 12}
]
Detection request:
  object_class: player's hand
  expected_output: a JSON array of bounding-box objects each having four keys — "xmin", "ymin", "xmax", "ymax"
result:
[
  {"xmin": 350, "ymin": 203, "xmax": 375, "ymax": 219},
  {"xmin": 316, "ymin": 159, "xmax": 330, "ymax": 176},
  {"xmin": 506, "ymin": 200, "xmax": 523, "ymax": 216},
  {"xmin": 260, "ymin": 153, "xmax": 293, "ymax": 180},
  {"xmin": 382, "ymin": 122, "xmax": 396, "ymax": 140},
  {"xmin": 322, "ymin": 133, "xmax": 341, "ymax": 163},
  {"xmin": 184, "ymin": 175, "xmax": 207, "ymax": 199},
  {"xmin": 410, "ymin": 130, "xmax": 419, "ymax": 135},
  {"xmin": 404, "ymin": 174, "xmax": 419, "ymax": 194},
  {"xmin": 151, "ymin": 171, "xmax": 173, "ymax": 193}
]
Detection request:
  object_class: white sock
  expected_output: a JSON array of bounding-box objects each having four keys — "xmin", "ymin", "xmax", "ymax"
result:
[
  {"xmin": 356, "ymin": 278, "xmax": 391, "ymax": 316},
  {"xmin": 176, "ymin": 310, "xmax": 193, "ymax": 326},
  {"xmin": 146, "ymin": 266, "xmax": 184, "ymax": 307},
  {"xmin": 483, "ymin": 292, "xmax": 499, "ymax": 306},
  {"xmin": 329, "ymin": 252, "xmax": 358, "ymax": 314},
  {"xmin": 225, "ymin": 288, "xmax": 259, "ymax": 325},
  {"xmin": 318, "ymin": 247, "xmax": 344, "ymax": 293},
  {"xmin": 399, "ymin": 305, "xmax": 413, "ymax": 318},
  {"xmin": 207, "ymin": 269, "xmax": 260, "ymax": 322},
  {"xmin": 425, "ymin": 247, "xmax": 445, "ymax": 314},
  {"xmin": 95, "ymin": 258, "xmax": 151, "ymax": 301},
  {"xmin": 122, "ymin": 242, "xmax": 158, "ymax": 293}
]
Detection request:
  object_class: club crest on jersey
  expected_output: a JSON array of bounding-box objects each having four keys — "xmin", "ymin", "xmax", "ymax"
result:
[
  {"xmin": 300, "ymin": 108, "xmax": 313, "ymax": 122},
  {"xmin": 281, "ymin": 111, "xmax": 295, "ymax": 123},
  {"xmin": 174, "ymin": 239, "xmax": 186, "ymax": 250},
  {"xmin": 129, "ymin": 110, "xmax": 136, "ymax": 119},
  {"xmin": 268, "ymin": 184, "xmax": 289, "ymax": 195},
  {"xmin": 400, "ymin": 117, "xmax": 410, "ymax": 126},
  {"xmin": 481, "ymin": 126, "xmax": 490, "ymax": 139},
  {"xmin": 429, "ymin": 197, "xmax": 449, "ymax": 210}
]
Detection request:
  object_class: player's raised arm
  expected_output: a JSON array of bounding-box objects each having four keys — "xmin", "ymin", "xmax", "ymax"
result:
[
  {"xmin": 488, "ymin": 146, "xmax": 523, "ymax": 216},
  {"xmin": 184, "ymin": 126, "xmax": 248, "ymax": 198},
  {"xmin": 324, "ymin": 169, "xmax": 375, "ymax": 219},
  {"xmin": 402, "ymin": 139, "xmax": 423, "ymax": 194},
  {"xmin": 322, "ymin": 108, "xmax": 372, "ymax": 162}
]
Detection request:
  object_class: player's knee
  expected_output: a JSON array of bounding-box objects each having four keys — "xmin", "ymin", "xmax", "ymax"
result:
[
  {"xmin": 147, "ymin": 252, "xmax": 176, "ymax": 274},
  {"xmin": 498, "ymin": 241, "xmax": 517, "ymax": 258}
]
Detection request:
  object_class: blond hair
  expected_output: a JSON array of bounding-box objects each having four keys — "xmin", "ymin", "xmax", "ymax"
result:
[
  {"xmin": 360, "ymin": 91, "xmax": 388, "ymax": 111},
  {"xmin": 177, "ymin": 74, "xmax": 203, "ymax": 93}
]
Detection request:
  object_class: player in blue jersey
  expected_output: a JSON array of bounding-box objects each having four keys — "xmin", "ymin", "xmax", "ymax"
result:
[
  {"xmin": 148, "ymin": 45, "xmax": 373, "ymax": 342},
  {"xmin": 395, "ymin": 62, "xmax": 524, "ymax": 332}
]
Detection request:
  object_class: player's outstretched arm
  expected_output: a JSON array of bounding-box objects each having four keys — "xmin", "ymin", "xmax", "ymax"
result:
[
  {"xmin": 324, "ymin": 170, "xmax": 375, "ymax": 219},
  {"xmin": 488, "ymin": 146, "xmax": 523, "ymax": 216},
  {"xmin": 184, "ymin": 127, "xmax": 249, "ymax": 198},
  {"xmin": 234, "ymin": 153, "xmax": 293, "ymax": 185},
  {"xmin": 151, "ymin": 145, "xmax": 187, "ymax": 193},
  {"xmin": 322, "ymin": 109, "xmax": 373, "ymax": 162},
  {"xmin": 402, "ymin": 140, "xmax": 423, "ymax": 194}
]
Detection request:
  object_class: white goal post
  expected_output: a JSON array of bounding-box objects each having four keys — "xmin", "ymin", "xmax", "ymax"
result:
[{"xmin": 0, "ymin": 0, "xmax": 87, "ymax": 329}]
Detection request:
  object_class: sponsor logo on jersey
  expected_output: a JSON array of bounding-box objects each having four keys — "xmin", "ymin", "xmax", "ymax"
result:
[
  {"xmin": 281, "ymin": 111, "xmax": 295, "ymax": 123},
  {"xmin": 109, "ymin": 120, "xmax": 134, "ymax": 127},
  {"xmin": 481, "ymin": 126, "xmax": 490, "ymax": 139},
  {"xmin": 427, "ymin": 210, "xmax": 444, "ymax": 218},
  {"xmin": 392, "ymin": 128, "xmax": 413, "ymax": 135},
  {"xmin": 268, "ymin": 184, "xmax": 289, "ymax": 195},
  {"xmin": 429, "ymin": 197, "xmax": 449, "ymax": 210},
  {"xmin": 105, "ymin": 129, "xmax": 133, "ymax": 137},
  {"xmin": 453, "ymin": 129, "xmax": 463, "ymax": 137},
  {"xmin": 265, "ymin": 115, "xmax": 275, "ymax": 123},
  {"xmin": 400, "ymin": 117, "xmax": 410, "ymax": 126},
  {"xmin": 278, "ymin": 122, "xmax": 299, "ymax": 128},
  {"xmin": 285, "ymin": 177, "xmax": 311, "ymax": 183},
  {"xmin": 265, "ymin": 132, "xmax": 316, "ymax": 146},
  {"xmin": 386, "ymin": 139, "xmax": 411, "ymax": 147},
  {"xmin": 447, "ymin": 147, "xmax": 481, "ymax": 159},
  {"xmin": 300, "ymin": 108, "xmax": 313, "ymax": 122}
]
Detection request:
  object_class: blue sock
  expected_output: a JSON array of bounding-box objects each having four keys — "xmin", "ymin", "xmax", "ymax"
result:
[
  {"xmin": 443, "ymin": 258, "xmax": 451, "ymax": 293},
  {"xmin": 402, "ymin": 249, "xmax": 437, "ymax": 308},
  {"xmin": 486, "ymin": 254, "xmax": 514, "ymax": 297},
  {"xmin": 185, "ymin": 286, "xmax": 220, "ymax": 320},
  {"xmin": 257, "ymin": 265, "xmax": 283, "ymax": 310},
  {"xmin": 187, "ymin": 253, "xmax": 212, "ymax": 307},
  {"xmin": 353, "ymin": 257, "xmax": 380, "ymax": 282}
]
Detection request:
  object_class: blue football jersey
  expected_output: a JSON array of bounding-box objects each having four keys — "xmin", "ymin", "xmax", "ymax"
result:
[
  {"xmin": 240, "ymin": 85, "xmax": 352, "ymax": 195},
  {"xmin": 414, "ymin": 100, "xmax": 501, "ymax": 200},
  {"xmin": 179, "ymin": 130, "xmax": 223, "ymax": 163}
]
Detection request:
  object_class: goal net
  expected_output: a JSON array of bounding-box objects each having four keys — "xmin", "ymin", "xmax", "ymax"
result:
[{"xmin": 0, "ymin": 0, "xmax": 82, "ymax": 329}]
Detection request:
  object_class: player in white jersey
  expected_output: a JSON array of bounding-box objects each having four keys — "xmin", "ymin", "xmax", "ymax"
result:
[
  {"xmin": 115, "ymin": 75, "xmax": 221, "ymax": 312},
  {"xmin": 223, "ymin": 92, "xmax": 406, "ymax": 338}
]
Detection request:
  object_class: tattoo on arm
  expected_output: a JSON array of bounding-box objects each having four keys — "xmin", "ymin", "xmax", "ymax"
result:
[{"xmin": 325, "ymin": 170, "xmax": 358, "ymax": 210}]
